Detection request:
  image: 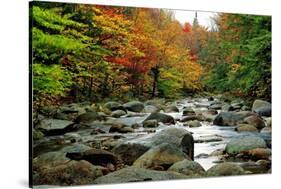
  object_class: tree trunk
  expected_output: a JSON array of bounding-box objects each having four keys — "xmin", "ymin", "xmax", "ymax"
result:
[{"xmin": 151, "ymin": 66, "xmax": 159, "ymax": 98}]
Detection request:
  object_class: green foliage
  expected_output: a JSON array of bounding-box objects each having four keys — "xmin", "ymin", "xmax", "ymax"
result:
[
  {"xmin": 200, "ymin": 14, "xmax": 271, "ymax": 100},
  {"xmin": 32, "ymin": 6, "xmax": 86, "ymax": 32},
  {"xmin": 33, "ymin": 64, "xmax": 72, "ymax": 97},
  {"xmin": 158, "ymin": 68, "xmax": 182, "ymax": 98}
]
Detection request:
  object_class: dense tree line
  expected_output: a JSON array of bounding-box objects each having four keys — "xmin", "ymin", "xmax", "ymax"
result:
[
  {"xmin": 30, "ymin": 2, "xmax": 271, "ymax": 109},
  {"xmin": 199, "ymin": 13, "xmax": 271, "ymax": 101},
  {"xmin": 31, "ymin": 2, "xmax": 202, "ymax": 108}
]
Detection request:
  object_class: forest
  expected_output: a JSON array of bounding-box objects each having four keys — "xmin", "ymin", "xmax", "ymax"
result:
[{"xmin": 31, "ymin": 2, "xmax": 271, "ymax": 108}]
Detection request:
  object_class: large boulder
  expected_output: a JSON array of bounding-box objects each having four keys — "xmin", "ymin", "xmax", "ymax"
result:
[
  {"xmin": 37, "ymin": 119, "xmax": 77, "ymax": 136},
  {"xmin": 113, "ymin": 127, "xmax": 194, "ymax": 163},
  {"xmin": 213, "ymin": 111, "xmax": 254, "ymax": 126},
  {"xmin": 144, "ymin": 128, "xmax": 194, "ymax": 160},
  {"xmin": 111, "ymin": 110, "xmax": 126, "ymax": 118},
  {"xmin": 243, "ymin": 115, "xmax": 265, "ymax": 130},
  {"xmin": 144, "ymin": 112, "xmax": 175, "ymax": 124},
  {"xmin": 206, "ymin": 163, "xmax": 244, "ymax": 176},
  {"xmin": 143, "ymin": 120, "xmax": 158, "ymax": 128},
  {"xmin": 123, "ymin": 101, "xmax": 144, "ymax": 112},
  {"xmin": 182, "ymin": 107, "xmax": 196, "ymax": 116},
  {"xmin": 225, "ymin": 136, "xmax": 267, "ymax": 155},
  {"xmin": 66, "ymin": 148, "xmax": 119, "ymax": 166},
  {"xmin": 109, "ymin": 123, "xmax": 134, "ymax": 133},
  {"xmin": 235, "ymin": 124, "xmax": 258, "ymax": 132},
  {"xmin": 112, "ymin": 143, "xmax": 150, "ymax": 165},
  {"xmin": 73, "ymin": 111, "xmax": 103, "ymax": 124},
  {"xmin": 93, "ymin": 167, "xmax": 188, "ymax": 184},
  {"xmin": 185, "ymin": 120, "xmax": 201, "ymax": 128},
  {"xmin": 252, "ymin": 99, "xmax": 271, "ymax": 116},
  {"xmin": 38, "ymin": 119, "xmax": 73, "ymax": 131},
  {"xmin": 133, "ymin": 143, "xmax": 188, "ymax": 170},
  {"xmin": 33, "ymin": 160, "xmax": 104, "ymax": 186},
  {"xmin": 164, "ymin": 105, "xmax": 179, "ymax": 113},
  {"xmin": 240, "ymin": 148, "xmax": 271, "ymax": 160},
  {"xmin": 168, "ymin": 159, "xmax": 205, "ymax": 177},
  {"xmin": 143, "ymin": 105, "xmax": 159, "ymax": 113},
  {"xmin": 33, "ymin": 151, "xmax": 70, "ymax": 168},
  {"xmin": 104, "ymin": 101, "xmax": 122, "ymax": 111}
]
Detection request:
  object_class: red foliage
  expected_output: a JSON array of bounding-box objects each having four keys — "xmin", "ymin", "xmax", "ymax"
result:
[
  {"xmin": 183, "ymin": 22, "xmax": 192, "ymax": 33},
  {"xmin": 188, "ymin": 52, "xmax": 198, "ymax": 61}
]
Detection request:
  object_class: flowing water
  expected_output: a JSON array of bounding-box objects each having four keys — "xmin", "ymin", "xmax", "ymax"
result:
[{"xmin": 35, "ymin": 97, "xmax": 271, "ymax": 172}]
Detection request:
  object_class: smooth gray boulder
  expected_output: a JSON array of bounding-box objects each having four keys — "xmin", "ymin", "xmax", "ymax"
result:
[
  {"xmin": 213, "ymin": 111, "xmax": 254, "ymax": 126},
  {"xmin": 252, "ymin": 99, "xmax": 271, "ymax": 116},
  {"xmin": 225, "ymin": 136, "xmax": 267, "ymax": 155},
  {"xmin": 93, "ymin": 167, "xmax": 188, "ymax": 184},
  {"xmin": 123, "ymin": 101, "xmax": 144, "ymax": 112},
  {"xmin": 206, "ymin": 163, "xmax": 244, "ymax": 176},
  {"xmin": 168, "ymin": 159, "xmax": 205, "ymax": 177}
]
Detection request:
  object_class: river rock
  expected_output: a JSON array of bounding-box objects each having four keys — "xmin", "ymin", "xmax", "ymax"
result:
[
  {"xmin": 113, "ymin": 127, "xmax": 194, "ymax": 163},
  {"xmin": 225, "ymin": 136, "xmax": 267, "ymax": 155},
  {"xmin": 34, "ymin": 160, "xmax": 103, "ymax": 186},
  {"xmin": 168, "ymin": 159, "xmax": 205, "ymax": 177},
  {"xmin": 185, "ymin": 120, "xmax": 201, "ymax": 128},
  {"xmin": 109, "ymin": 123, "xmax": 134, "ymax": 133},
  {"xmin": 208, "ymin": 96, "xmax": 214, "ymax": 101},
  {"xmin": 38, "ymin": 119, "xmax": 73, "ymax": 131},
  {"xmin": 143, "ymin": 105, "xmax": 159, "ymax": 113},
  {"xmin": 93, "ymin": 167, "xmax": 188, "ymax": 184},
  {"xmin": 164, "ymin": 105, "xmax": 179, "ymax": 113},
  {"xmin": 180, "ymin": 115, "xmax": 199, "ymax": 122},
  {"xmin": 73, "ymin": 111, "xmax": 102, "ymax": 124},
  {"xmin": 111, "ymin": 110, "xmax": 126, "ymax": 118},
  {"xmin": 37, "ymin": 119, "xmax": 78, "ymax": 136},
  {"xmin": 66, "ymin": 148, "xmax": 119, "ymax": 166},
  {"xmin": 235, "ymin": 124, "xmax": 258, "ymax": 132},
  {"xmin": 104, "ymin": 101, "xmax": 122, "ymax": 111},
  {"xmin": 123, "ymin": 101, "xmax": 144, "ymax": 112},
  {"xmin": 33, "ymin": 151, "xmax": 70, "ymax": 168},
  {"xmin": 112, "ymin": 143, "xmax": 150, "ymax": 165},
  {"xmin": 182, "ymin": 107, "xmax": 196, "ymax": 116},
  {"xmin": 206, "ymin": 163, "xmax": 244, "ymax": 176},
  {"xmin": 201, "ymin": 112, "xmax": 216, "ymax": 122},
  {"xmin": 143, "ymin": 120, "xmax": 158, "ymax": 128},
  {"xmin": 133, "ymin": 143, "xmax": 188, "ymax": 170},
  {"xmin": 252, "ymin": 99, "xmax": 271, "ymax": 116},
  {"xmin": 213, "ymin": 111, "xmax": 254, "ymax": 126},
  {"xmin": 241, "ymin": 105, "xmax": 251, "ymax": 111},
  {"xmin": 241, "ymin": 148, "xmax": 271, "ymax": 160},
  {"xmin": 260, "ymin": 126, "xmax": 271, "ymax": 133},
  {"xmin": 148, "ymin": 128, "xmax": 192, "ymax": 148},
  {"xmin": 144, "ymin": 112, "xmax": 175, "ymax": 124},
  {"xmin": 243, "ymin": 115, "xmax": 265, "ymax": 130}
]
